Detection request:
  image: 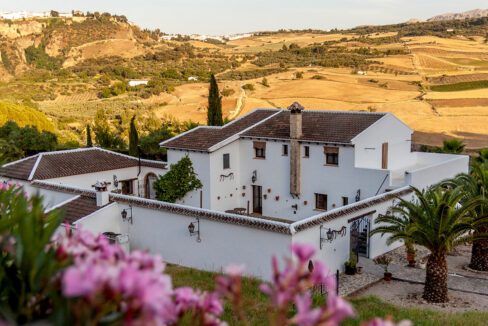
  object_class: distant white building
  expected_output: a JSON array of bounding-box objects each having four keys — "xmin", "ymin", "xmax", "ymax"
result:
[
  {"xmin": 0, "ymin": 104, "xmax": 469, "ymax": 280},
  {"xmin": 128, "ymin": 80, "xmax": 148, "ymax": 87},
  {"xmin": 0, "ymin": 11, "xmax": 72, "ymax": 20},
  {"xmin": 188, "ymin": 76, "xmax": 198, "ymax": 81}
]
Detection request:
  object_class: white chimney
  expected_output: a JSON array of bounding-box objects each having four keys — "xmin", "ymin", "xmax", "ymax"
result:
[
  {"xmin": 93, "ymin": 181, "xmax": 110, "ymax": 207},
  {"xmin": 289, "ymin": 102, "xmax": 304, "ymax": 196}
]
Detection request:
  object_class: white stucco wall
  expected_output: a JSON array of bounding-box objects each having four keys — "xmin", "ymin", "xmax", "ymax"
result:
[
  {"xmin": 235, "ymin": 139, "xmax": 390, "ymax": 220},
  {"xmin": 209, "ymin": 141, "xmax": 242, "ymax": 212},
  {"xmin": 123, "ymin": 203, "xmax": 291, "ymax": 280},
  {"xmin": 405, "ymin": 153, "xmax": 469, "ymax": 190},
  {"xmin": 352, "ymin": 114, "xmax": 414, "ymax": 171},
  {"xmin": 74, "ymin": 202, "xmax": 124, "ymax": 235},
  {"xmin": 291, "ymin": 187, "xmax": 415, "ymax": 273}
]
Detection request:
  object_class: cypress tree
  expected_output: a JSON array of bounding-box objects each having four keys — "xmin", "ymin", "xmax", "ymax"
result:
[
  {"xmin": 86, "ymin": 124, "xmax": 92, "ymax": 147},
  {"xmin": 129, "ymin": 115, "xmax": 139, "ymax": 156},
  {"xmin": 207, "ymin": 74, "xmax": 223, "ymax": 126}
]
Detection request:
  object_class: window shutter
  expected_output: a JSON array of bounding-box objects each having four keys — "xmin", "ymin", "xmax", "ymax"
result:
[
  {"xmin": 253, "ymin": 141, "xmax": 266, "ymax": 149},
  {"xmin": 324, "ymin": 146, "xmax": 339, "ymax": 154},
  {"xmin": 382, "ymin": 142, "xmax": 388, "ymax": 169},
  {"xmin": 223, "ymin": 153, "xmax": 230, "ymax": 169}
]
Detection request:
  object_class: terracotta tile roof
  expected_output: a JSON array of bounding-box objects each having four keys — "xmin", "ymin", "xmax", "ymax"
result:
[
  {"xmin": 242, "ymin": 110, "xmax": 386, "ymax": 143},
  {"xmin": 0, "ymin": 156, "xmax": 39, "ymax": 180},
  {"xmin": 0, "ymin": 148, "xmax": 167, "ymax": 181},
  {"xmin": 162, "ymin": 109, "xmax": 279, "ymax": 151},
  {"xmin": 57, "ymin": 195, "xmax": 109, "ymax": 225}
]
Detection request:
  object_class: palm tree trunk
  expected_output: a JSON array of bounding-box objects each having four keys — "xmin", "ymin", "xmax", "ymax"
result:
[
  {"xmin": 470, "ymin": 229, "xmax": 488, "ymax": 271},
  {"xmin": 423, "ymin": 253, "xmax": 448, "ymax": 303}
]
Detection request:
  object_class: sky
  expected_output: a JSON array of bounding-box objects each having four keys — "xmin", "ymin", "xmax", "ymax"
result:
[{"xmin": 1, "ymin": 1, "xmax": 487, "ymax": 35}]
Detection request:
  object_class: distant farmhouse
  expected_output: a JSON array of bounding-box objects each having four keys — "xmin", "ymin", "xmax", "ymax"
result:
[
  {"xmin": 128, "ymin": 79, "xmax": 149, "ymax": 87},
  {"xmin": 0, "ymin": 104, "xmax": 468, "ymax": 279}
]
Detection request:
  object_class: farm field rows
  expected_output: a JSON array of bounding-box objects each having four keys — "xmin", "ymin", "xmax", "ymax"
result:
[{"xmin": 25, "ymin": 32, "xmax": 488, "ymax": 149}]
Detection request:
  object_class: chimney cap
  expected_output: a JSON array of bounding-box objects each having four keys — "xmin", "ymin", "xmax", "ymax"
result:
[
  {"xmin": 92, "ymin": 180, "xmax": 110, "ymax": 192},
  {"xmin": 288, "ymin": 102, "xmax": 304, "ymax": 113}
]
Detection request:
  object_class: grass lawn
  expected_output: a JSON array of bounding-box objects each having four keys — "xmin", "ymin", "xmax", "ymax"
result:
[{"xmin": 166, "ymin": 264, "xmax": 488, "ymax": 325}]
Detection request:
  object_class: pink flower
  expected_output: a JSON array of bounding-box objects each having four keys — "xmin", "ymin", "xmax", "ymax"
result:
[
  {"xmin": 224, "ymin": 264, "xmax": 245, "ymax": 277},
  {"xmin": 290, "ymin": 243, "xmax": 316, "ymax": 262},
  {"xmin": 291, "ymin": 294, "xmax": 321, "ymax": 326}
]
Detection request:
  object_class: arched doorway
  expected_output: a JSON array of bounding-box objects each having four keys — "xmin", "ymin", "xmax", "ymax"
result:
[{"xmin": 144, "ymin": 173, "xmax": 158, "ymax": 199}]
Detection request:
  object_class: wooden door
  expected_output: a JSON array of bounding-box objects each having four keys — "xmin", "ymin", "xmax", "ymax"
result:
[
  {"xmin": 382, "ymin": 142, "xmax": 388, "ymax": 169},
  {"xmin": 252, "ymin": 185, "xmax": 262, "ymax": 214}
]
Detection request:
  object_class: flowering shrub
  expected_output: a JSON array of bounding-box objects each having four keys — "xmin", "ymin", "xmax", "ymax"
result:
[
  {"xmin": 373, "ymin": 255, "xmax": 393, "ymax": 273},
  {"xmin": 0, "ymin": 184, "xmax": 411, "ymax": 325}
]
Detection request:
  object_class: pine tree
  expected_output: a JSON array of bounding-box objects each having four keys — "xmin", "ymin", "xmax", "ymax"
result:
[
  {"xmin": 129, "ymin": 115, "xmax": 139, "ymax": 156},
  {"xmin": 207, "ymin": 74, "xmax": 223, "ymax": 126},
  {"xmin": 86, "ymin": 124, "xmax": 92, "ymax": 147}
]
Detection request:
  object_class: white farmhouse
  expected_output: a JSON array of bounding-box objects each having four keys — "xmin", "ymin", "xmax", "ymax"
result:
[
  {"xmin": 128, "ymin": 80, "xmax": 148, "ymax": 87},
  {"xmin": 0, "ymin": 104, "xmax": 469, "ymax": 280}
]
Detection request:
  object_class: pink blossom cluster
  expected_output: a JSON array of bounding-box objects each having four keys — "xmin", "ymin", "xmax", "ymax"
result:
[
  {"xmin": 258, "ymin": 243, "xmax": 355, "ymax": 325},
  {"xmin": 53, "ymin": 225, "xmax": 411, "ymax": 326},
  {"xmin": 57, "ymin": 225, "xmax": 225, "ymax": 325}
]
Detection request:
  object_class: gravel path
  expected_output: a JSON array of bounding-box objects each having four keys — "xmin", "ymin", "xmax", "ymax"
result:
[
  {"xmin": 351, "ymin": 280, "xmax": 488, "ymax": 312},
  {"xmin": 360, "ymin": 245, "xmax": 488, "ymax": 296},
  {"xmin": 338, "ymin": 272, "xmax": 381, "ymax": 297}
]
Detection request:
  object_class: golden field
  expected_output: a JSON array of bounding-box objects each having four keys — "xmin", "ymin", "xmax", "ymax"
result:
[{"xmin": 31, "ymin": 31, "xmax": 488, "ymax": 148}]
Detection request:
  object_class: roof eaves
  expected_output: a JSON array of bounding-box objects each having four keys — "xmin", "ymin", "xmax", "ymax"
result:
[{"xmin": 240, "ymin": 135, "xmax": 353, "ymax": 146}]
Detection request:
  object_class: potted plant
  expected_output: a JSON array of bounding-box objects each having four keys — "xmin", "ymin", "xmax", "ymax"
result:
[
  {"xmin": 405, "ymin": 242, "xmax": 416, "ymax": 267},
  {"xmin": 373, "ymin": 255, "xmax": 392, "ymax": 281},
  {"xmin": 344, "ymin": 252, "xmax": 357, "ymax": 275}
]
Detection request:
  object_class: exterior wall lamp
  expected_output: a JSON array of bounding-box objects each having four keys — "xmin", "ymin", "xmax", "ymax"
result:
[
  {"xmin": 251, "ymin": 170, "xmax": 257, "ymax": 183},
  {"xmin": 121, "ymin": 205, "xmax": 133, "ymax": 224},
  {"xmin": 188, "ymin": 218, "xmax": 201, "ymax": 242},
  {"xmin": 319, "ymin": 225, "xmax": 347, "ymax": 249}
]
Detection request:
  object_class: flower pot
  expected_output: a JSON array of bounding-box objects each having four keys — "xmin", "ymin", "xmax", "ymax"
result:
[
  {"xmin": 383, "ymin": 272, "xmax": 392, "ymax": 281},
  {"xmin": 407, "ymin": 252, "xmax": 415, "ymax": 261},
  {"xmin": 407, "ymin": 252, "xmax": 416, "ymax": 267},
  {"xmin": 345, "ymin": 265, "xmax": 356, "ymax": 275},
  {"xmin": 357, "ymin": 266, "xmax": 363, "ymax": 274}
]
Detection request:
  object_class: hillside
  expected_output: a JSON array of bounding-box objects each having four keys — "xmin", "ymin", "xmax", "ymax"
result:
[
  {"xmin": 0, "ymin": 12, "xmax": 488, "ymax": 149},
  {"xmin": 0, "ymin": 101, "xmax": 54, "ymax": 132}
]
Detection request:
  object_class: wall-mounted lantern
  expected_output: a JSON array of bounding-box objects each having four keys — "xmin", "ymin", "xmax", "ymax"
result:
[
  {"xmin": 121, "ymin": 205, "xmax": 133, "ymax": 224},
  {"xmin": 319, "ymin": 225, "xmax": 347, "ymax": 249},
  {"xmin": 251, "ymin": 170, "xmax": 257, "ymax": 183},
  {"xmin": 188, "ymin": 218, "xmax": 201, "ymax": 242},
  {"xmin": 355, "ymin": 189, "xmax": 361, "ymax": 202}
]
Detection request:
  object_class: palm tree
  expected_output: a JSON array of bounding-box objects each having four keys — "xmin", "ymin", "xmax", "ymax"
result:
[
  {"xmin": 438, "ymin": 138, "xmax": 465, "ymax": 154},
  {"xmin": 443, "ymin": 161, "xmax": 488, "ymax": 271},
  {"xmin": 371, "ymin": 186, "xmax": 483, "ymax": 302}
]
